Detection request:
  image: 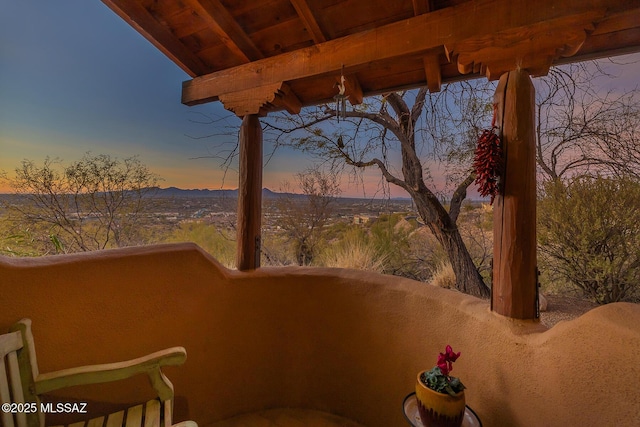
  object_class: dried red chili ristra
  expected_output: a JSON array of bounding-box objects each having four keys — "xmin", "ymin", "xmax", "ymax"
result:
[{"xmin": 473, "ymin": 127, "xmax": 503, "ymax": 204}]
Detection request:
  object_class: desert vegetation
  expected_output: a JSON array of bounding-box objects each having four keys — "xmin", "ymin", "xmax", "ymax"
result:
[
  {"xmin": 2, "ymin": 171, "xmax": 639, "ymax": 304},
  {"xmin": 2, "ymin": 61, "xmax": 640, "ymax": 306}
]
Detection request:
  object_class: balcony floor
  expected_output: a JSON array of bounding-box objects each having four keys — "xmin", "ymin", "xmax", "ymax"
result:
[{"xmin": 207, "ymin": 408, "xmax": 366, "ymax": 427}]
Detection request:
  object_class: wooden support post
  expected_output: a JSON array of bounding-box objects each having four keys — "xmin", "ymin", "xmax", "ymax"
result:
[
  {"xmin": 236, "ymin": 114, "xmax": 262, "ymax": 271},
  {"xmin": 492, "ymin": 69, "xmax": 538, "ymax": 320},
  {"xmin": 220, "ymin": 82, "xmax": 299, "ymax": 271}
]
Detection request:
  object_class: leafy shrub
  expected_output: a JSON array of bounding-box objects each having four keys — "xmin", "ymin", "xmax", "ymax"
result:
[
  {"xmin": 538, "ymin": 176, "xmax": 640, "ymax": 303},
  {"xmin": 164, "ymin": 221, "xmax": 236, "ymax": 268},
  {"xmin": 369, "ymin": 214, "xmax": 419, "ymax": 277}
]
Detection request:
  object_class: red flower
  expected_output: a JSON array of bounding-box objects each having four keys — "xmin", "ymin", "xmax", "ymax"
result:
[
  {"xmin": 437, "ymin": 345, "xmax": 461, "ymax": 376},
  {"xmin": 437, "ymin": 353, "xmax": 450, "ymax": 375},
  {"xmin": 445, "ymin": 345, "xmax": 461, "ymax": 362}
]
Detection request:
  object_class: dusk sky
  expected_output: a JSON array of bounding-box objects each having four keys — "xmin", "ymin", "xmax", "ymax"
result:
[
  {"xmin": 0, "ymin": 1, "xmax": 335, "ymax": 195},
  {"xmin": 1, "ymin": 1, "xmax": 639, "ymax": 197}
]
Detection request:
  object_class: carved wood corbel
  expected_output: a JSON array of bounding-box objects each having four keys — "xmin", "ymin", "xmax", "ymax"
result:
[
  {"xmin": 448, "ymin": 10, "xmax": 604, "ymax": 80},
  {"xmin": 218, "ymin": 82, "xmax": 302, "ymax": 117}
]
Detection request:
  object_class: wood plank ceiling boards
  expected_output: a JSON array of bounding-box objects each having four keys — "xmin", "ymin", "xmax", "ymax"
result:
[{"xmin": 101, "ymin": 0, "xmax": 640, "ymax": 111}]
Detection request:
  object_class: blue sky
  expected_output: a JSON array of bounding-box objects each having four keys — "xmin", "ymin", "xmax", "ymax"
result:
[
  {"xmin": 0, "ymin": 0, "xmax": 325, "ymax": 194},
  {"xmin": 1, "ymin": 1, "xmax": 639, "ymax": 197}
]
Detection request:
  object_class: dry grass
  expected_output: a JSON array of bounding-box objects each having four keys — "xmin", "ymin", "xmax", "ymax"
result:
[
  {"xmin": 431, "ymin": 261, "xmax": 456, "ymax": 289},
  {"xmin": 318, "ymin": 237, "xmax": 386, "ymax": 273}
]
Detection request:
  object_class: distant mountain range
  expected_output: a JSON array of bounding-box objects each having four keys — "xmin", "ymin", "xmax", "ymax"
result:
[
  {"xmin": 149, "ymin": 187, "xmax": 415, "ymax": 201},
  {"xmin": 0, "ymin": 186, "xmax": 414, "ymax": 202},
  {"xmin": 149, "ymin": 187, "xmax": 304, "ymax": 199}
]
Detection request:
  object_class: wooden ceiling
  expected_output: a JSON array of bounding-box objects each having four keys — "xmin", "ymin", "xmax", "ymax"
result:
[{"xmin": 102, "ymin": 0, "xmax": 640, "ymax": 115}]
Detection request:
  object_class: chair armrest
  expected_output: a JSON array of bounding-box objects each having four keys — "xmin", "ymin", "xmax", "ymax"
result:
[{"xmin": 34, "ymin": 347, "xmax": 186, "ymax": 401}]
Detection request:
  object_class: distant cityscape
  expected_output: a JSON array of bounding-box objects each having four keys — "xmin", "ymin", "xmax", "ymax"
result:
[
  {"xmin": 144, "ymin": 187, "xmax": 416, "ymax": 231},
  {"xmin": 0, "ymin": 187, "xmax": 489, "ymax": 235},
  {"xmin": 0, "ymin": 187, "xmax": 417, "ymax": 232}
]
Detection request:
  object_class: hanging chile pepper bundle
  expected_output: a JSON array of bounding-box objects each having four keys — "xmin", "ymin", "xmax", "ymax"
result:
[{"xmin": 473, "ymin": 105, "xmax": 503, "ymax": 204}]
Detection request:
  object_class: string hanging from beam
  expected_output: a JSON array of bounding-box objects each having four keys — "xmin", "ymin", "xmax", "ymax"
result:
[{"xmin": 334, "ymin": 65, "xmax": 347, "ymax": 122}]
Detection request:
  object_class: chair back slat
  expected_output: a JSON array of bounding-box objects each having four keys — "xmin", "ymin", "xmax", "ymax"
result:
[
  {"xmin": 1, "ymin": 356, "xmax": 16, "ymax": 427},
  {"xmin": 163, "ymin": 400, "xmax": 172, "ymax": 427},
  {"xmin": 143, "ymin": 400, "xmax": 161, "ymax": 427},
  {"xmin": 125, "ymin": 404, "xmax": 144, "ymax": 427},
  {"xmin": 8, "ymin": 350, "xmax": 28, "ymax": 427},
  {"xmin": 8, "ymin": 319, "xmax": 43, "ymax": 427},
  {"xmin": 1, "ymin": 331, "xmax": 27, "ymax": 427}
]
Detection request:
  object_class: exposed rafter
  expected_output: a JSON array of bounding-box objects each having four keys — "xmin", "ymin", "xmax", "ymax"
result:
[
  {"xmin": 182, "ymin": 0, "xmax": 608, "ymax": 107},
  {"xmin": 102, "ymin": 0, "xmax": 640, "ymax": 107},
  {"xmin": 101, "ymin": 0, "xmax": 210, "ymax": 77},
  {"xmin": 185, "ymin": 0, "xmax": 264, "ymax": 63},
  {"xmin": 561, "ymin": 7, "xmax": 640, "ymax": 62},
  {"xmin": 423, "ymin": 55, "xmax": 442, "ymax": 93},
  {"xmin": 412, "ymin": 0, "xmax": 433, "ymax": 16},
  {"xmin": 289, "ymin": 0, "xmax": 327, "ymax": 43}
]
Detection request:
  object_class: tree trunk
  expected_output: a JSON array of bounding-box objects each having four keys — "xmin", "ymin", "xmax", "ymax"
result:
[
  {"xmin": 414, "ymin": 191, "xmax": 490, "ymax": 298},
  {"xmin": 310, "ymin": 90, "xmax": 491, "ymax": 298},
  {"xmin": 428, "ymin": 219, "xmax": 490, "ymax": 299},
  {"xmin": 384, "ymin": 91, "xmax": 490, "ymax": 299}
]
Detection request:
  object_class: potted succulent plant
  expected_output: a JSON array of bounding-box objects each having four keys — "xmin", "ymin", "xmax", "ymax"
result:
[{"xmin": 415, "ymin": 345, "xmax": 466, "ymax": 427}]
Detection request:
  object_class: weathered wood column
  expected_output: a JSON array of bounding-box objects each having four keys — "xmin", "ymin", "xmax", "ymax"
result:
[
  {"xmin": 217, "ymin": 82, "xmax": 303, "ymax": 271},
  {"xmin": 236, "ymin": 114, "xmax": 262, "ymax": 270},
  {"xmin": 492, "ymin": 69, "xmax": 538, "ymax": 319}
]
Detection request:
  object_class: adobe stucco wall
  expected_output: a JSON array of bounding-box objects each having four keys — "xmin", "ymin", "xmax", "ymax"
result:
[{"xmin": 1, "ymin": 243, "xmax": 639, "ymax": 426}]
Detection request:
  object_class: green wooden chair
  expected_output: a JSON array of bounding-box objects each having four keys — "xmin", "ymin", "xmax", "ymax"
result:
[{"xmin": 0, "ymin": 319, "xmax": 196, "ymax": 427}]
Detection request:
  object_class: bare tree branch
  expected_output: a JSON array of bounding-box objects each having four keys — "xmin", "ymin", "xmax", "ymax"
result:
[
  {"xmin": 536, "ymin": 62, "xmax": 640, "ymax": 183},
  {"xmin": 264, "ymin": 88, "xmax": 493, "ymax": 298}
]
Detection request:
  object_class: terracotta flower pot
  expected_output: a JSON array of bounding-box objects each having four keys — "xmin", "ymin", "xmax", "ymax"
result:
[{"xmin": 415, "ymin": 372, "xmax": 466, "ymax": 427}]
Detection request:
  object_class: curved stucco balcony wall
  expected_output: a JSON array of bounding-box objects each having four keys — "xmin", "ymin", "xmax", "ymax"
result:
[{"xmin": 1, "ymin": 243, "xmax": 639, "ymax": 426}]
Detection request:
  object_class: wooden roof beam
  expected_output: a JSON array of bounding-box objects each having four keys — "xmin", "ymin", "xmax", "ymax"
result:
[
  {"xmin": 290, "ymin": 0, "xmax": 327, "ymax": 43},
  {"xmin": 451, "ymin": 11, "xmax": 600, "ymax": 80},
  {"xmin": 182, "ymin": 0, "xmax": 609, "ymax": 106},
  {"xmin": 101, "ymin": 0, "xmax": 210, "ymax": 77},
  {"xmin": 412, "ymin": 0, "xmax": 433, "ymax": 16},
  {"xmin": 186, "ymin": 0, "xmax": 264, "ymax": 62}
]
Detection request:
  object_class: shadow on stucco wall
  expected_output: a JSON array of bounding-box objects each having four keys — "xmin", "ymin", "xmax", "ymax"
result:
[{"xmin": 1, "ymin": 243, "xmax": 639, "ymax": 426}]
